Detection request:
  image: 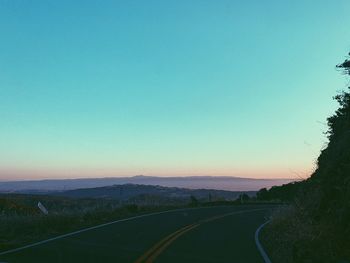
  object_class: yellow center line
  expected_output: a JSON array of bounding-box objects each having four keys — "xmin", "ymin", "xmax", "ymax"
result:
[
  {"xmin": 134, "ymin": 223, "xmax": 197, "ymax": 263},
  {"xmin": 144, "ymin": 223, "xmax": 200, "ymax": 263},
  {"xmin": 134, "ymin": 208, "xmax": 267, "ymax": 263}
]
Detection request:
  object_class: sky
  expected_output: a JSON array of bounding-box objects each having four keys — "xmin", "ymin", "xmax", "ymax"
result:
[{"xmin": 1, "ymin": 1, "xmax": 350, "ymax": 181}]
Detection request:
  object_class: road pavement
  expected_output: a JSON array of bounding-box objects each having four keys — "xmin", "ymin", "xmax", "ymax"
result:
[{"xmin": 0, "ymin": 205, "xmax": 273, "ymax": 263}]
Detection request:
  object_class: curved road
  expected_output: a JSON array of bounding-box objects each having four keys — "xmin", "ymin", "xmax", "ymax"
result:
[{"xmin": 0, "ymin": 205, "xmax": 273, "ymax": 263}]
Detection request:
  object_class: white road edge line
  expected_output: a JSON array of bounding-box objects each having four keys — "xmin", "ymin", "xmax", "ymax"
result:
[
  {"xmin": 0, "ymin": 206, "xmax": 268, "ymax": 257},
  {"xmin": 255, "ymin": 220, "xmax": 272, "ymax": 263}
]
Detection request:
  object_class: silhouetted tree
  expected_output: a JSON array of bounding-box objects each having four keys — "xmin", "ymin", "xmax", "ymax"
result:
[
  {"xmin": 189, "ymin": 195, "xmax": 198, "ymax": 206},
  {"xmin": 256, "ymin": 188, "xmax": 269, "ymax": 200}
]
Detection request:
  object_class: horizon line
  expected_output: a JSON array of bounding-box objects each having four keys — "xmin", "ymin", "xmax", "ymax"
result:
[{"xmin": 0, "ymin": 174, "xmax": 298, "ymax": 183}]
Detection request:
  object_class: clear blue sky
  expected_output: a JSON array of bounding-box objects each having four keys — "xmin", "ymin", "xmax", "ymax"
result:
[{"xmin": 1, "ymin": 1, "xmax": 350, "ymax": 180}]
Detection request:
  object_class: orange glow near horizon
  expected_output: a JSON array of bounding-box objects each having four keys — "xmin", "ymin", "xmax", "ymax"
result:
[{"xmin": 0, "ymin": 165, "xmax": 311, "ymax": 181}]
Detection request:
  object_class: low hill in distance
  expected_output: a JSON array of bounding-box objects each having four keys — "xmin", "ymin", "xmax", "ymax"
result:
[
  {"xmin": 0, "ymin": 175, "xmax": 293, "ymax": 193},
  {"xmin": 52, "ymin": 183, "xmax": 254, "ymax": 202}
]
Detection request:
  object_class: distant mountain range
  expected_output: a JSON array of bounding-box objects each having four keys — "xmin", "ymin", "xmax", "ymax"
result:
[{"xmin": 0, "ymin": 175, "xmax": 294, "ymax": 193}]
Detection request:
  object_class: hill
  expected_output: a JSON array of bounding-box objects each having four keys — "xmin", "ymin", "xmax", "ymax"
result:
[{"xmin": 52, "ymin": 183, "xmax": 254, "ymax": 202}]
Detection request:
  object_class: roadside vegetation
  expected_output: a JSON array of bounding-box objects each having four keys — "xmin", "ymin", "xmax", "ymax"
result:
[
  {"xmin": 0, "ymin": 194, "xmax": 177, "ymax": 252},
  {"xmin": 258, "ymin": 54, "xmax": 350, "ymax": 263}
]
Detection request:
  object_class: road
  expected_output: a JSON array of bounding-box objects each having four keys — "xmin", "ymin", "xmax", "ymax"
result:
[{"xmin": 0, "ymin": 205, "xmax": 273, "ymax": 263}]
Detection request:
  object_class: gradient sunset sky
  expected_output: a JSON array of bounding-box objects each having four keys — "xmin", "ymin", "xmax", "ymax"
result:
[{"xmin": 1, "ymin": 1, "xmax": 350, "ymax": 181}]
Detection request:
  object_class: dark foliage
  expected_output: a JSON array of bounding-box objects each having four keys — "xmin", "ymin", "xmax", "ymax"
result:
[
  {"xmin": 261, "ymin": 54, "xmax": 350, "ymax": 263},
  {"xmin": 256, "ymin": 181, "xmax": 305, "ymax": 202}
]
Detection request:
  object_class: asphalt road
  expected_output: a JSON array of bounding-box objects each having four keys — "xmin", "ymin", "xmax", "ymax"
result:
[{"xmin": 0, "ymin": 205, "xmax": 273, "ymax": 263}]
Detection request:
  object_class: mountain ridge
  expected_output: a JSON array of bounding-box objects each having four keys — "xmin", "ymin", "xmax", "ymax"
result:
[{"xmin": 0, "ymin": 175, "xmax": 294, "ymax": 192}]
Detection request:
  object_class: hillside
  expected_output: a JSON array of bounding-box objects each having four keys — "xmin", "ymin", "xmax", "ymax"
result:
[{"xmin": 260, "ymin": 54, "xmax": 350, "ymax": 262}]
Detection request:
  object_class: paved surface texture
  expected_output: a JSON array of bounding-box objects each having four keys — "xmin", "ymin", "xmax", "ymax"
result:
[{"xmin": 0, "ymin": 205, "xmax": 273, "ymax": 263}]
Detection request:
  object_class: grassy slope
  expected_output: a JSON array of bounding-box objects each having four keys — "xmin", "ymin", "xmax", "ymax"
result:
[{"xmin": 0, "ymin": 194, "xmax": 180, "ymax": 252}]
